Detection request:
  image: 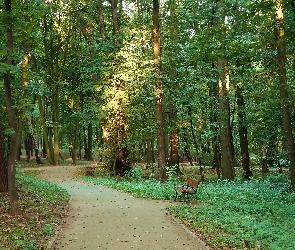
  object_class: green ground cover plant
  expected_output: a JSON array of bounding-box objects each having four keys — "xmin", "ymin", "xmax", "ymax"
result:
[
  {"xmin": 0, "ymin": 172, "xmax": 70, "ymax": 250},
  {"xmin": 167, "ymin": 175, "xmax": 295, "ymax": 249},
  {"xmin": 82, "ymin": 167, "xmax": 295, "ymax": 250},
  {"xmin": 81, "ymin": 174, "xmax": 175, "ymax": 200}
]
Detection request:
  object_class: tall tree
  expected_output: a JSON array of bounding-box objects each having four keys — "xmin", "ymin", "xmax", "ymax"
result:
[
  {"xmin": 108, "ymin": 0, "xmax": 131, "ymax": 175},
  {"xmin": 167, "ymin": 0, "xmax": 180, "ymax": 169},
  {"xmin": 216, "ymin": 0, "xmax": 235, "ymax": 180},
  {"xmin": 153, "ymin": 0, "xmax": 167, "ymax": 180},
  {"xmin": 3, "ymin": 0, "xmax": 21, "ymax": 215},
  {"xmin": 275, "ymin": 0, "xmax": 295, "ymax": 191}
]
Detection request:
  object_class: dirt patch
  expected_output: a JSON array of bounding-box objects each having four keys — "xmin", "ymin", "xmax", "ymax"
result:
[{"xmin": 32, "ymin": 165, "xmax": 210, "ymax": 250}]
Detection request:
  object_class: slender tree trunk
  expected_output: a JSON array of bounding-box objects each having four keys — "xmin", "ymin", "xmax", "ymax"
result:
[
  {"xmin": 0, "ymin": 125, "xmax": 8, "ymax": 192},
  {"xmin": 181, "ymin": 127, "xmax": 193, "ymax": 166},
  {"xmin": 22, "ymin": 45, "xmax": 41, "ymax": 164},
  {"xmin": 97, "ymin": 0, "xmax": 106, "ymax": 39},
  {"xmin": 168, "ymin": 0, "xmax": 180, "ymax": 169},
  {"xmin": 52, "ymin": 83, "xmax": 60, "ymax": 165},
  {"xmin": 153, "ymin": 0, "xmax": 167, "ymax": 181},
  {"xmin": 3, "ymin": 0, "xmax": 21, "ymax": 215},
  {"xmin": 43, "ymin": 11, "xmax": 60, "ymax": 166},
  {"xmin": 146, "ymin": 138, "xmax": 154, "ymax": 163},
  {"xmin": 37, "ymin": 95, "xmax": 53, "ymax": 164},
  {"xmin": 276, "ymin": 1, "xmax": 295, "ymax": 191},
  {"xmin": 169, "ymin": 109, "xmax": 179, "ymax": 167},
  {"xmin": 111, "ymin": 0, "xmax": 119, "ymax": 44},
  {"xmin": 32, "ymin": 52, "xmax": 54, "ymax": 165},
  {"xmin": 72, "ymin": 116, "xmax": 79, "ymax": 165},
  {"xmin": 71, "ymin": 96, "xmax": 80, "ymax": 165},
  {"xmin": 86, "ymin": 123, "xmax": 93, "ymax": 160},
  {"xmin": 236, "ymin": 85, "xmax": 251, "ymax": 179},
  {"xmin": 187, "ymin": 106, "xmax": 199, "ymax": 162}
]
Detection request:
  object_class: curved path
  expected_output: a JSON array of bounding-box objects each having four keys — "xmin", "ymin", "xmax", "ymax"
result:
[{"xmin": 35, "ymin": 165, "xmax": 209, "ymax": 250}]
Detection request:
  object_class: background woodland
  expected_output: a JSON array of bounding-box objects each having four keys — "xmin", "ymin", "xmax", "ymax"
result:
[{"xmin": 1, "ymin": 0, "xmax": 295, "ymax": 214}]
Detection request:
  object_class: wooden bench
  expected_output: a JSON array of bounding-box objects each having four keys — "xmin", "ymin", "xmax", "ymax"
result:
[{"xmin": 174, "ymin": 178, "xmax": 199, "ymax": 201}]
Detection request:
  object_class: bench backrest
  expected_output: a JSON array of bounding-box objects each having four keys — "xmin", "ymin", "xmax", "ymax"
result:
[{"xmin": 187, "ymin": 178, "xmax": 199, "ymax": 188}]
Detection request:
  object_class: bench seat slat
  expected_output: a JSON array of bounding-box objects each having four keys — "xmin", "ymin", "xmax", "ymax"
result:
[{"xmin": 174, "ymin": 178, "xmax": 199, "ymax": 201}]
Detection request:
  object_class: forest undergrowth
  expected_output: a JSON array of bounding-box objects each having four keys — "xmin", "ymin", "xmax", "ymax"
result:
[{"xmin": 0, "ymin": 163, "xmax": 70, "ymax": 250}]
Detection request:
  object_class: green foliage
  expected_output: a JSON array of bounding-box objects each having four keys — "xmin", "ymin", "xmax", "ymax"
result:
[
  {"xmin": 123, "ymin": 167, "xmax": 143, "ymax": 181},
  {"xmin": 166, "ymin": 165, "xmax": 180, "ymax": 183}
]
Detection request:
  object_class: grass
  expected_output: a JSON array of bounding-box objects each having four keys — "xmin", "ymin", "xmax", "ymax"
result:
[
  {"xmin": 81, "ymin": 166, "xmax": 295, "ymax": 250},
  {"xmin": 0, "ymin": 171, "xmax": 70, "ymax": 250}
]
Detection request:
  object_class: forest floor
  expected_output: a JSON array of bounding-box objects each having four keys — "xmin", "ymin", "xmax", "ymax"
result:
[{"xmin": 32, "ymin": 164, "xmax": 210, "ymax": 250}]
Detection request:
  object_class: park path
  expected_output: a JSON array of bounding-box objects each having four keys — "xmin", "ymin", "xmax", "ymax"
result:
[{"xmin": 36, "ymin": 165, "xmax": 209, "ymax": 250}]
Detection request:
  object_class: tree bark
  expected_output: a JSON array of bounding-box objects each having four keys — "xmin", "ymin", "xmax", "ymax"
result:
[
  {"xmin": 153, "ymin": 0, "xmax": 167, "ymax": 181},
  {"xmin": 97, "ymin": 0, "xmax": 106, "ymax": 39},
  {"xmin": 37, "ymin": 94, "xmax": 54, "ymax": 164},
  {"xmin": 217, "ymin": 57, "xmax": 235, "ymax": 180},
  {"xmin": 52, "ymin": 82, "xmax": 60, "ymax": 165},
  {"xmin": 146, "ymin": 138, "xmax": 154, "ymax": 163},
  {"xmin": 216, "ymin": 0, "xmax": 235, "ymax": 180},
  {"xmin": 236, "ymin": 85, "xmax": 251, "ymax": 179},
  {"xmin": 168, "ymin": 0, "xmax": 180, "ymax": 169},
  {"xmin": 108, "ymin": 0, "xmax": 131, "ymax": 176},
  {"xmin": 169, "ymin": 108, "xmax": 179, "ymax": 167},
  {"xmin": 111, "ymin": 0, "xmax": 119, "ymax": 46},
  {"xmin": 276, "ymin": 0, "xmax": 295, "ymax": 191},
  {"xmin": 3, "ymin": 0, "xmax": 21, "ymax": 215},
  {"xmin": 0, "ymin": 125, "xmax": 8, "ymax": 192}
]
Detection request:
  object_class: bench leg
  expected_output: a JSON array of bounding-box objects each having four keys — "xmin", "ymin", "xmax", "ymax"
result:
[{"xmin": 174, "ymin": 190, "xmax": 178, "ymax": 201}]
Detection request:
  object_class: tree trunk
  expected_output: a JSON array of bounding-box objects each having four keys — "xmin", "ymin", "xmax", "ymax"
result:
[
  {"xmin": 25, "ymin": 136, "xmax": 32, "ymax": 162},
  {"xmin": 37, "ymin": 95, "xmax": 54, "ymax": 164},
  {"xmin": 0, "ymin": 125, "xmax": 8, "ymax": 192},
  {"xmin": 146, "ymin": 138, "xmax": 154, "ymax": 163},
  {"xmin": 3, "ymin": 0, "xmax": 21, "ymax": 215},
  {"xmin": 97, "ymin": 0, "xmax": 106, "ymax": 39},
  {"xmin": 169, "ymin": 105, "xmax": 180, "ymax": 166},
  {"xmin": 276, "ymin": 0, "xmax": 295, "ymax": 191},
  {"xmin": 109, "ymin": 0, "xmax": 131, "ymax": 176},
  {"xmin": 111, "ymin": 0, "xmax": 119, "ymax": 45},
  {"xmin": 31, "ymin": 54, "xmax": 54, "ymax": 165},
  {"xmin": 216, "ymin": 0, "xmax": 235, "ymax": 180},
  {"xmin": 187, "ymin": 105, "xmax": 200, "ymax": 164},
  {"xmin": 153, "ymin": 0, "xmax": 167, "ymax": 181},
  {"xmin": 218, "ymin": 57, "xmax": 235, "ymax": 180},
  {"xmin": 52, "ymin": 84, "xmax": 60, "ymax": 165},
  {"xmin": 71, "ymin": 119, "xmax": 78, "ymax": 165},
  {"xmin": 85, "ymin": 123, "xmax": 93, "ymax": 160},
  {"xmin": 236, "ymin": 85, "xmax": 251, "ymax": 179},
  {"xmin": 168, "ymin": 0, "xmax": 180, "ymax": 169},
  {"xmin": 209, "ymin": 69, "xmax": 221, "ymax": 178}
]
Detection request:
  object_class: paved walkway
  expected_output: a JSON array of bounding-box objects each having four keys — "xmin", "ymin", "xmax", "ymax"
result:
[{"xmin": 36, "ymin": 166, "xmax": 209, "ymax": 250}]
